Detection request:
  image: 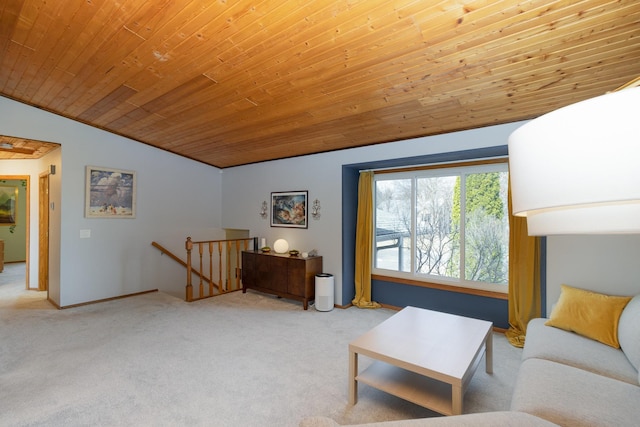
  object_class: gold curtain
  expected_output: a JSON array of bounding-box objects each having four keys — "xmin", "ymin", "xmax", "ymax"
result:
[
  {"xmin": 505, "ymin": 184, "xmax": 541, "ymax": 347},
  {"xmin": 352, "ymin": 171, "xmax": 381, "ymax": 309}
]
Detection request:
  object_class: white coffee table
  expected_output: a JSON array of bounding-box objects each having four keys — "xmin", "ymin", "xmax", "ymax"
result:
[{"xmin": 348, "ymin": 306, "xmax": 493, "ymax": 415}]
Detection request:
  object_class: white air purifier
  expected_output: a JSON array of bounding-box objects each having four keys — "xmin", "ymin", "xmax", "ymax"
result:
[{"xmin": 315, "ymin": 273, "xmax": 334, "ymax": 312}]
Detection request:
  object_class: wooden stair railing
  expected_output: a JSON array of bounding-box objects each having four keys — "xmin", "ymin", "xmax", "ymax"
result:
[
  {"xmin": 185, "ymin": 236, "xmax": 257, "ymax": 302},
  {"xmin": 151, "ymin": 237, "xmax": 257, "ymax": 302},
  {"xmin": 151, "ymin": 241, "xmax": 189, "ymax": 268},
  {"xmin": 151, "ymin": 242, "xmax": 216, "ymax": 294}
]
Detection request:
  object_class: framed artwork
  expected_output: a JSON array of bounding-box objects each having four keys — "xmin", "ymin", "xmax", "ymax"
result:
[
  {"xmin": 0, "ymin": 185, "xmax": 17, "ymax": 225},
  {"xmin": 271, "ymin": 191, "xmax": 308, "ymax": 228},
  {"xmin": 85, "ymin": 166, "xmax": 136, "ymax": 218}
]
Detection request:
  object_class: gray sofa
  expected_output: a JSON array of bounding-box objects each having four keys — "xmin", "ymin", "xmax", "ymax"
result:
[
  {"xmin": 511, "ymin": 293, "xmax": 640, "ymax": 426},
  {"xmin": 300, "ymin": 294, "xmax": 640, "ymax": 427}
]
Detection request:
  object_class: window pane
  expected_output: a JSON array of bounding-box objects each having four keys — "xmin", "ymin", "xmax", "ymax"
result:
[
  {"xmin": 372, "ymin": 162, "xmax": 509, "ymax": 293},
  {"xmin": 415, "ymin": 176, "xmax": 459, "ymax": 278},
  {"xmin": 375, "ymin": 179, "xmax": 411, "ymax": 272},
  {"xmin": 464, "ymin": 171, "xmax": 509, "ymax": 284}
]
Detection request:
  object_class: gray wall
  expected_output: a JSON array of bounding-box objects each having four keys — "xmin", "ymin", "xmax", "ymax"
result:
[
  {"xmin": 221, "ymin": 125, "xmax": 640, "ymax": 309},
  {"xmin": 546, "ymin": 235, "xmax": 640, "ymax": 314},
  {"xmin": 3, "ymin": 94, "xmax": 640, "ymax": 310},
  {"xmin": 0, "ymin": 96, "xmax": 223, "ymax": 306},
  {"xmin": 221, "ymin": 124, "xmax": 523, "ymax": 306}
]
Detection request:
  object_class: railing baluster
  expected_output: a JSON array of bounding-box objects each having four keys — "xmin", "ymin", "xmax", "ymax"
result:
[
  {"xmin": 208, "ymin": 242, "xmax": 214, "ymax": 296},
  {"xmin": 185, "ymin": 237, "xmax": 193, "ymax": 302},
  {"xmin": 175, "ymin": 237, "xmax": 255, "ymax": 302},
  {"xmin": 235, "ymin": 242, "xmax": 242, "ymax": 290},
  {"xmin": 218, "ymin": 241, "xmax": 223, "ymax": 292},
  {"xmin": 226, "ymin": 241, "xmax": 232, "ymax": 290},
  {"xmin": 198, "ymin": 242, "xmax": 204, "ymax": 298}
]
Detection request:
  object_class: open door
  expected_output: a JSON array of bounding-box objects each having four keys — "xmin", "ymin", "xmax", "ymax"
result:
[{"xmin": 38, "ymin": 173, "xmax": 49, "ymax": 291}]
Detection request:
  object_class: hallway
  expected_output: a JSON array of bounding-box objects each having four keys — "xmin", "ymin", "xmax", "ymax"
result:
[{"xmin": 0, "ymin": 262, "xmax": 48, "ymax": 307}]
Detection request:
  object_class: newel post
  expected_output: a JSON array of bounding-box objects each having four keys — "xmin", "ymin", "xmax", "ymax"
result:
[{"xmin": 185, "ymin": 237, "xmax": 193, "ymax": 302}]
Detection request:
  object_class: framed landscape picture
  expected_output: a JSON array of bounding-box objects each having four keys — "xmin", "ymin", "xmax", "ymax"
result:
[
  {"xmin": 271, "ymin": 191, "xmax": 308, "ymax": 228},
  {"xmin": 0, "ymin": 185, "xmax": 17, "ymax": 225},
  {"xmin": 85, "ymin": 166, "xmax": 136, "ymax": 218}
]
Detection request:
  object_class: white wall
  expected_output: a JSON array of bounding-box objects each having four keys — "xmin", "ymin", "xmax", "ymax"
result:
[
  {"xmin": 546, "ymin": 235, "xmax": 640, "ymax": 315},
  {"xmin": 41, "ymin": 148, "xmax": 62, "ymax": 301},
  {"xmin": 0, "ymin": 96, "xmax": 223, "ymax": 305},
  {"xmin": 221, "ymin": 123, "xmax": 525, "ymax": 305},
  {"xmin": 4, "ymin": 94, "xmax": 639, "ymax": 309},
  {"xmin": 222, "ymin": 125, "xmax": 640, "ymax": 308}
]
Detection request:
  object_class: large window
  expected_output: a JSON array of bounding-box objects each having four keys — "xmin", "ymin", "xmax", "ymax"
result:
[{"xmin": 374, "ymin": 161, "xmax": 509, "ymax": 293}]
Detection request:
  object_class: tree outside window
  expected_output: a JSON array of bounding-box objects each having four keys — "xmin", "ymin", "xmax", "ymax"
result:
[{"xmin": 374, "ymin": 163, "xmax": 509, "ymax": 292}]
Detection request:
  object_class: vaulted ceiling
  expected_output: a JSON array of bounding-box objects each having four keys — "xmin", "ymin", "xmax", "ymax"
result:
[
  {"xmin": 0, "ymin": 134, "xmax": 59, "ymax": 159},
  {"xmin": 1, "ymin": 0, "xmax": 639, "ymax": 167}
]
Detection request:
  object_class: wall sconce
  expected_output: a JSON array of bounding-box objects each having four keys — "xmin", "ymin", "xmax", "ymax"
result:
[
  {"xmin": 508, "ymin": 86, "xmax": 640, "ymax": 235},
  {"xmin": 259, "ymin": 201, "xmax": 268, "ymax": 219},
  {"xmin": 311, "ymin": 199, "xmax": 321, "ymax": 219}
]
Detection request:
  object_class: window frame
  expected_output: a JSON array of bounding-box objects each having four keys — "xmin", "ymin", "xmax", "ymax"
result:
[{"xmin": 372, "ymin": 158, "xmax": 509, "ymax": 295}]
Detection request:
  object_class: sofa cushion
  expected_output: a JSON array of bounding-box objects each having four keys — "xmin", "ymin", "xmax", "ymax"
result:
[
  {"xmin": 523, "ymin": 318, "xmax": 638, "ymax": 385},
  {"xmin": 299, "ymin": 412, "xmax": 559, "ymax": 427},
  {"xmin": 511, "ymin": 358, "xmax": 640, "ymax": 427},
  {"xmin": 545, "ymin": 284, "xmax": 631, "ymax": 348},
  {"xmin": 618, "ymin": 294, "xmax": 640, "ymax": 372}
]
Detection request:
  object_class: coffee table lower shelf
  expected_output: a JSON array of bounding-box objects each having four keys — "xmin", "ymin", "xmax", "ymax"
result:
[{"xmin": 356, "ymin": 361, "xmax": 455, "ymax": 416}]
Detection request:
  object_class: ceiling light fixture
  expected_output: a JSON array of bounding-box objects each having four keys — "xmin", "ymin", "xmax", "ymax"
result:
[{"xmin": 508, "ymin": 87, "xmax": 640, "ymax": 235}]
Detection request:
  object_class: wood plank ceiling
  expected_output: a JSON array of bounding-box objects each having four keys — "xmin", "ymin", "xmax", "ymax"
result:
[
  {"xmin": 0, "ymin": 0, "xmax": 639, "ymax": 167},
  {"xmin": 0, "ymin": 134, "xmax": 59, "ymax": 159}
]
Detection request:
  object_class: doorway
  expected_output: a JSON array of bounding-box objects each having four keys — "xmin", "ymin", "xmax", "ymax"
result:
[
  {"xmin": 38, "ymin": 172, "xmax": 49, "ymax": 291},
  {"xmin": 0, "ymin": 175, "xmax": 29, "ymax": 288}
]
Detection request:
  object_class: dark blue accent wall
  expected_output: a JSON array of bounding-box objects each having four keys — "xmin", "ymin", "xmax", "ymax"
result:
[
  {"xmin": 341, "ymin": 146, "xmax": 546, "ymax": 328},
  {"xmin": 372, "ymin": 278, "xmax": 509, "ymax": 328},
  {"xmin": 341, "ymin": 166, "xmax": 360, "ymax": 305}
]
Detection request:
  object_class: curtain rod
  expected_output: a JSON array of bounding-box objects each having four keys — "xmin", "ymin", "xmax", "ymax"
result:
[{"xmin": 359, "ymin": 155, "xmax": 508, "ymax": 174}]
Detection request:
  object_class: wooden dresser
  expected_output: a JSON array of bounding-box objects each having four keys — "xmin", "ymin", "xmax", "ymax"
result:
[{"xmin": 241, "ymin": 250, "xmax": 322, "ymax": 310}]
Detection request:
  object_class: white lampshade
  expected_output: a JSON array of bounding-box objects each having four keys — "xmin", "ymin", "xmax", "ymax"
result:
[
  {"xmin": 273, "ymin": 239, "xmax": 289, "ymax": 253},
  {"xmin": 508, "ymin": 87, "xmax": 640, "ymax": 235}
]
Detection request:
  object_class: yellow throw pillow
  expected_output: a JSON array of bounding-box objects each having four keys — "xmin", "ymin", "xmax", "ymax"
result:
[{"xmin": 546, "ymin": 284, "xmax": 632, "ymax": 348}]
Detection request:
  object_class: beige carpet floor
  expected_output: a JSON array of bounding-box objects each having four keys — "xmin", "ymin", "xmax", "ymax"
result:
[{"xmin": 0, "ymin": 262, "xmax": 522, "ymax": 426}]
